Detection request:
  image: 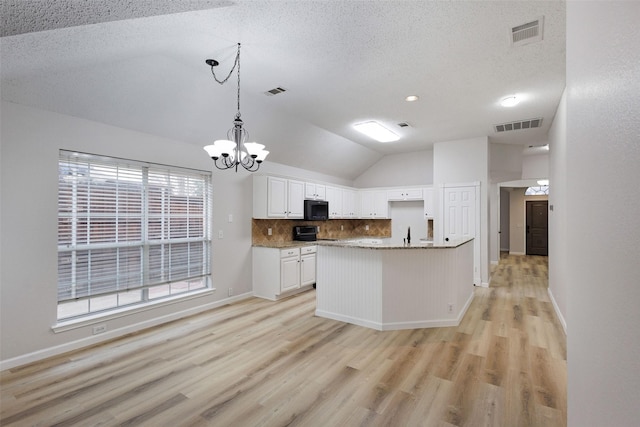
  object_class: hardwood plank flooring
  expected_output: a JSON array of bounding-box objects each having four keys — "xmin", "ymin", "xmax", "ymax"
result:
[{"xmin": 1, "ymin": 254, "xmax": 565, "ymax": 426}]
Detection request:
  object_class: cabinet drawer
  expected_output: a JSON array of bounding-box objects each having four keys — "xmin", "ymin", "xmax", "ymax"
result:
[
  {"xmin": 280, "ymin": 248, "xmax": 300, "ymax": 258},
  {"xmin": 300, "ymin": 245, "xmax": 317, "ymax": 255}
]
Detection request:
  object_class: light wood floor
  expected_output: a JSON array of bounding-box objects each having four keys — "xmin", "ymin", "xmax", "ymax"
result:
[{"xmin": 1, "ymin": 254, "xmax": 566, "ymax": 426}]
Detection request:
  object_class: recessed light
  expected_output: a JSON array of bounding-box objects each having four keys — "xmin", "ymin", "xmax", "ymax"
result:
[
  {"xmin": 353, "ymin": 121, "xmax": 400, "ymax": 143},
  {"xmin": 405, "ymin": 95, "xmax": 419, "ymax": 102},
  {"xmin": 500, "ymin": 96, "xmax": 520, "ymax": 107}
]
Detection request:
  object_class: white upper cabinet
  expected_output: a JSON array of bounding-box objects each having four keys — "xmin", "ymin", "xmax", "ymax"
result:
[
  {"xmin": 287, "ymin": 179, "xmax": 305, "ymax": 218},
  {"xmin": 342, "ymin": 189, "xmax": 358, "ymax": 218},
  {"xmin": 360, "ymin": 190, "xmax": 388, "ymax": 218},
  {"xmin": 423, "ymin": 187, "xmax": 435, "ymax": 218},
  {"xmin": 387, "ymin": 188, "xmax": 423, "ymax": 201},
  {"xmin": 304, "ymin": 182, "xmax": 326, "ymax": 200},
  {"xmin": 255, "ymin": 175, "xmax": 432, "ymax": 220},
  {"xmin": 325, "ymin": 186, "xmax": 343, "ymax": 218},
  {"xmin": 253, "ymin": 176, "xmax": 305, "ymax": 219}
]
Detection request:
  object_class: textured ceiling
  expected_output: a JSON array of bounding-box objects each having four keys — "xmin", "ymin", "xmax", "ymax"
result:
[{"xmin": 0, "ymin": 0, "xmax": 565, "ymax": 180}]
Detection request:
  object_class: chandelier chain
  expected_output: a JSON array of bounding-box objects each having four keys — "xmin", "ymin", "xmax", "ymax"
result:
[{"xmin": 209, "ymin": 43, "xmax": 241, "ymax": 87}]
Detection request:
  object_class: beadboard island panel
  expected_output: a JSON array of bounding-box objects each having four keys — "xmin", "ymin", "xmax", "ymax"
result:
[{"xmin": 315, "ymin": 238, "xmax": 474, "ymax": 330}]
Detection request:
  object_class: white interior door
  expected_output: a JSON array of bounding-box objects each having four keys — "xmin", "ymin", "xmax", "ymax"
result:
[
  {"xmin": 444, "ymin": 186, "xmax": 476, "ymax": 241},
  {"xmin": 442, "ymin": 184, "xmax": 481, "ymax": 285}
]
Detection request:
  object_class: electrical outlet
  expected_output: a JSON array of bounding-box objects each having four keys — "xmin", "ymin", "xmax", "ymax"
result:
[
  {"xmin": 268, "ymin": 228, "xmax": 272, "ymax": 236},
  {"xmin": 92, "ymin": 324, "xmax": 107, "ymax": 335},
  {"xmin": 365, "ymin": 225, "xmax": 370, "ymax": 231},
  {"xmin": 228, "ymin": 288, "xmax": 233, "ymax": 297},
  {"xmin": 341, "ymin": 225, "xmax": 344, "ymax": 231},
  {"xmin": 228, "ymin": 214, "xmax": 233, "ymax": 223},
  {"xmin": 448, "ymin": 303, "xmax": 454, "ymax": 313},
  {"xmin": 218, "ymin": 230, "xmax": 224, "ymax": 239}
]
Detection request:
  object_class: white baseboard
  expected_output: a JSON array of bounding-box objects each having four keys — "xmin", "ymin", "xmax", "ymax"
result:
[
  {"xmin": 509, "ymin": 251, "xmax": 526, "ymax": 256},
  {"xmin": 547, "ymin": 288, "xmax": 567, "ymax": 335},
  {"xmin": 0, "ymin": 292, "xmax": 253, "ymax": 371},
  {"xmin": 315, "ymin": 291, "xmax": 475, "ymax": 331}
]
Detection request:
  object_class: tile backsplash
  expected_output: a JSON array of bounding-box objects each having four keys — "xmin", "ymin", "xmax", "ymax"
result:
[{"xmin": 252, "ymin": 219, "xmax": 391, "ymax": 245}]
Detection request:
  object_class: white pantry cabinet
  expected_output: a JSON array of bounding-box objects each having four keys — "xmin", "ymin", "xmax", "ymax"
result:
[
  {"xmin": 253, "ymin": 176, "xmax": 304, "ymax": 219},
  {"xmin": 253, "ymin": 246, "xmax": 317, "ymax": 300}
]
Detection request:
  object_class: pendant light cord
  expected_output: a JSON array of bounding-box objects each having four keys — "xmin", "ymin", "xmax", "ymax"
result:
[{"xmin": 209, "ymin": 43, "xmax": 242, "ymax": 119}]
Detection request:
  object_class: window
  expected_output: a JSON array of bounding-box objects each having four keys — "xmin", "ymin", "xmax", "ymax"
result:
[
  {"xmin": 57, "ymin": 151, "xmax": 212, "ymax": 320},
  {"xmin": 525, "ymin": 185, "xmax": 549, "ymax": 196}
]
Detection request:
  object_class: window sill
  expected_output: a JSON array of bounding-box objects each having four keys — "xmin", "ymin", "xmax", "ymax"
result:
[{"xmin": 52, "ymin": 288, "xmax": 216, "ymax": 333}]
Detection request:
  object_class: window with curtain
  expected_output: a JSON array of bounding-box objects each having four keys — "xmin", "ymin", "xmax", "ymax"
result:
[{"xmin": 57, "ymin": 151, "xmax": 212, "ymax": 320}]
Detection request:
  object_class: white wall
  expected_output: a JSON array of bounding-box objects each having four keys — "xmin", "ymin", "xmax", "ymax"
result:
[
  {"xmin": 433, "ymin": 137, "xmax": 489, "ymax": 285},
  {"xmin": 389, "ymin": 201, "xmax": 426, "ymax": 242},
  {"xmin": 548, "ymin": 89, "xmax": 567, "ymax": 332},
  {"xmin": 353, "ymin": 149, "xmax": 433, "ymax": 188},
  {"xmin": 565, "ymin": 3, "xmax": 640, "ymax": 425},
  {"xmin": 521, "ymin": 153, "xmax": 549, "ymax": 180}
]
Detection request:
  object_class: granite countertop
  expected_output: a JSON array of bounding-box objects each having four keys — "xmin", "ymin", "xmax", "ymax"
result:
[
  {"xmin": 315, "ymin": 237, "xmax": 473, "ymax": 249},
  {"xmin": 252, "ymin": 241, "xmax": 318, "ymax": 249}
]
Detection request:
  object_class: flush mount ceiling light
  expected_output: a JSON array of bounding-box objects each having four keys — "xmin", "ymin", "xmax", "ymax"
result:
[
  {"xmin": 500, "ymin": 95, "xmax": 520, "ymax": 107},
  {"xmin": 203, "ymin": 43, "xmax": 269, "ymax": 172},
  {"xmin": 353, "ymin": 121, "xmax": 400, "ymax": 143},
  {"xmin": 405, "ymin": 95, "xmax": 419, "ymax": 102}
]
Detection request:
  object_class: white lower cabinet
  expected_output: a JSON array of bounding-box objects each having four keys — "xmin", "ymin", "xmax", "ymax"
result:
[
  {"xmin": 300, "ymin": 247, "xmax": 317, "ymax": 287},
  {"xmin": 253, "ymin": 245, "xmax": 317, "ymax": 300}
]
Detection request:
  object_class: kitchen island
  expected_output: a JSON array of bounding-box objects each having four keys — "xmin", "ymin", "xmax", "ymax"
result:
[{"xmin": 315, "ymin": 237, "xmax": 474, "ymax": 331}]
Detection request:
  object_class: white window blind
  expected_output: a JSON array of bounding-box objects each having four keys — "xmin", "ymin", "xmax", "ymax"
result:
[{"xmin": 58, "ymin": 151, "xmax": 211, "ymax": 306}]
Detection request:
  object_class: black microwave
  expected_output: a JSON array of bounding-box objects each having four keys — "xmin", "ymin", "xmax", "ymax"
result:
[{"xmin": 304, "ymin": 199, "xmax": 329, "ymax": 220}]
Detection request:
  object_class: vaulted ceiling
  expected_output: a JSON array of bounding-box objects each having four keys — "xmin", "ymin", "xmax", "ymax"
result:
[{"xmin": 1, "ymin": 1, "xmax": 565, "ymax": 180}]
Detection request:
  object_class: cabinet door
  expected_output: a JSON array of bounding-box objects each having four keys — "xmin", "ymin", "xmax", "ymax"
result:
[
  {"xmin": 267, "ymin": 176, "xmax": 288, "ymax": 218},
  {"xmin": 373, "ymin": 190, "xmax": 389, "ymax": 218},
  {"xmin": 342, "ymin": 189, "xmax": 357, "ymax": 218},
  {"xmin": 287, "ymin": 180, "xmax": 305, "ymax": 218},
  {"xmin": 387, "ymin": 188, "xmax": 423, "ymax": 201},
  {"xmin": 280, "ymin": 256, "xmax": 300, "ymax": 292},
  {"xmin": 300, "ymin": 253, "xmax": 316, "ymax": 287},
  {"xmin": 315, "ymin": 185, "xmax": 326, "ymax": 201},
  {"xmin": 360, "ymin": 190, "xmax": 374, "ymax": 218},
  {"xmin": 423, "ymin": 187, "xmax": 434, "ymax": 218},
  {"xmin": 326, "ymin": 186, "xmax": 343, "ymax": 218}
]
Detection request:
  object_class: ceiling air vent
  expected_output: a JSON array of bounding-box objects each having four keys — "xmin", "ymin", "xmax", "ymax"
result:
[
  {"xmin": 510, "ymin": 16, "xmax": 544, "ymax": 47},
  {"xmin": 397, "ymin": 122, "xmax": 411, "ymax": 128},
  {"xmin": 494, "ymin": 118, "xmax": 543, "ymax": 133},
  {"xmin": 265, "ymin": 87, "xmax": 287, "ymax": 96}
]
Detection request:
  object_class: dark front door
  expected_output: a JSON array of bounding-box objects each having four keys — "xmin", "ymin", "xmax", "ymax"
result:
[{"xmin": 526, "ymin": 200, "xmax": 548, "ymax": 256}]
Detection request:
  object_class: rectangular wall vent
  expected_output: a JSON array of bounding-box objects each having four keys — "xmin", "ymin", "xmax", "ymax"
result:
[
  {"xmin": 265, "ymin": 87, "xmax": 287, "ymax": 96},
  {"xmin": 494, "ymin": 118, "xmax": 543, "ymax": 133},
  {"xmin": 510, "ymin": 16, "xmax": 544, "ymax": 46}
]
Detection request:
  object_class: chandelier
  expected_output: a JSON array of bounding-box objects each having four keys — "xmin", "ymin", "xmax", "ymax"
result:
[{"xmin": 203, "ymin": 43, "xmax": 269, "ymax": 172}]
